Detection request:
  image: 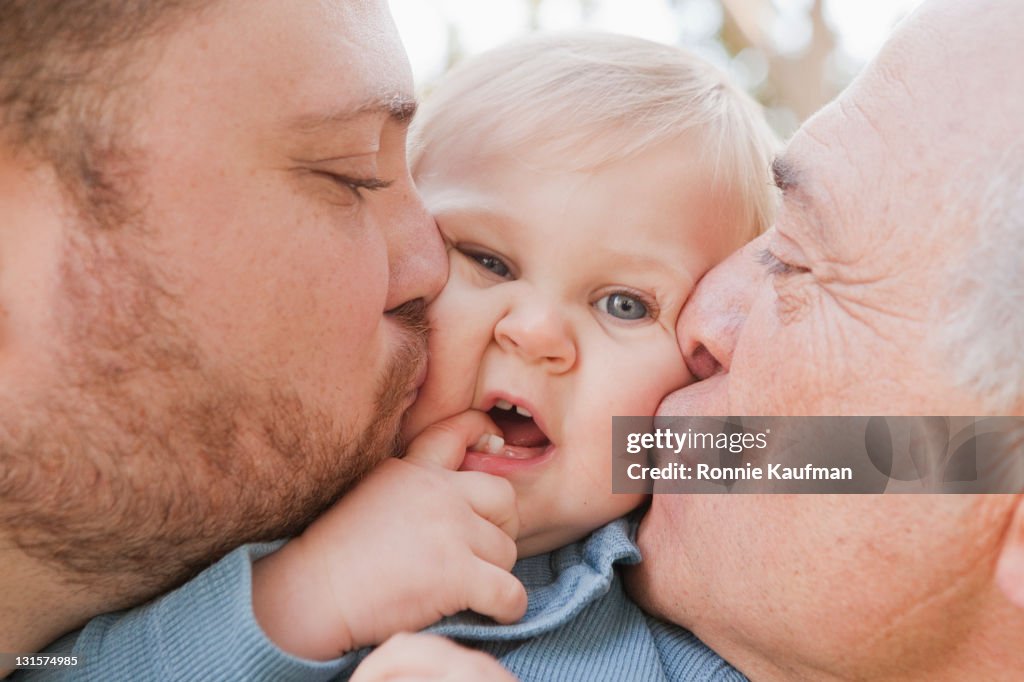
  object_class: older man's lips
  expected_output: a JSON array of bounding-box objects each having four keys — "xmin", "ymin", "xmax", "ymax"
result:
[{"xmin": 656, "ymin": 373, "xmax": 729, "ymax": 417}]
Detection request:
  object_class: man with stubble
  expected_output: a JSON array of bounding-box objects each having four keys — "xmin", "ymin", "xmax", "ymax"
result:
[{"xmin": 0, "ymin": 0, "xmax": 457, "ymax": 663}]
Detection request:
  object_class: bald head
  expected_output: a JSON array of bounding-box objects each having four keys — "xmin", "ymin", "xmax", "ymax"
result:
[{"xmin": 852, "ymin": 0, "xmax": 1022, "ymax": 156}]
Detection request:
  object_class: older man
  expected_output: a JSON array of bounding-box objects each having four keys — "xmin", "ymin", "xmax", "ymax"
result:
[
  {"xmin": 352, "ymin": 0, "xmax": 1024, "ymax": 679},
  {"xmin": 1, "ymin": 0, "xmax": 460, "ymax": 668},
  {"xmin": 625, "ymin": 0, "xmax": 1024, "ymax": 680}
]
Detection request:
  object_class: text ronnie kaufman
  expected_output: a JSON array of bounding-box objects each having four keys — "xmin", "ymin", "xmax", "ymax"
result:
[{"xmin": 627, "ymin": 462, "xmax": 854, "ymax": 481}]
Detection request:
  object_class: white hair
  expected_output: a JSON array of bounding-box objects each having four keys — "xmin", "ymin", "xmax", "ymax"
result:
[
  {"xmin": 942, "ymin": 144, "xmax": 1024, "ymax": 412},
  {"xmin": 410, "ymin": 32, "xmax": 780, "ymax": 239}
]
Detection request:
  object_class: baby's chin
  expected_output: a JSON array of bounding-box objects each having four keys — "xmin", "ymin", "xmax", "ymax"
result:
[
  {"xmin": 515, "ymin": 528, "xmax": 589, "ymax": 559},
  {"xmin": 514, "ymin": 491, "xmax": 649, "ymax": 558},
  {"xmin": 513, "ymin": 516, "xmax": 618, "ymax": 558}
]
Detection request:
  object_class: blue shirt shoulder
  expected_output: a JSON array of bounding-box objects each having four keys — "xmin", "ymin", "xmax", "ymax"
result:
[{"xmin": 18, "ymin": 519, "xmax": 743, "ymax": 681}]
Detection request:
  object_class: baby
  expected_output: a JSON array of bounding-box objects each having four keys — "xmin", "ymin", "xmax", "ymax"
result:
[
  {"xmin": 30, "ymin": 33, "xmax": 776, "ymax": 682},
  {"xmin": 402, "ymin": 30, "xmax": 777, "ymax": 560},
  {"xmin": 259, "ymin": 32, "xmax": 777, "ymax": 679}
]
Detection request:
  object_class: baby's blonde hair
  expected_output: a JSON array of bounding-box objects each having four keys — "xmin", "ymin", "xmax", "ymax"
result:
[{"xmin": 410, "ymin": 32, "xmax": 780, "ymax": 239}]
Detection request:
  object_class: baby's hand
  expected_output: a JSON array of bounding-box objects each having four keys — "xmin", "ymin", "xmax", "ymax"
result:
[
  {"xmin": 252, "ymin": 410, "xmax": 525, "ymax": 661},
  {"xmin": 351, "ymin": 633, "xmax": 518, "ymax": 682}
]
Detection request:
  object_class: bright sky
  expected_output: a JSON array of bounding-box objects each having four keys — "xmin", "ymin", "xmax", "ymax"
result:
[{"xmin": 390, "ymin": 0, "xmax": 926, "ymax": 89}]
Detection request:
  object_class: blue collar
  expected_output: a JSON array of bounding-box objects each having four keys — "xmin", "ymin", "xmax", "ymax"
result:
[{"xmin": 431, "ymin": 516, "xmax": 641, "ymax": 641}]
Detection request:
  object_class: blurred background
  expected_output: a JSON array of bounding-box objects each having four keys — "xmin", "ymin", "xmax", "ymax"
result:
[{"xmin": 390, "ymin": 0, "xmax": 924, "ymax": 138}]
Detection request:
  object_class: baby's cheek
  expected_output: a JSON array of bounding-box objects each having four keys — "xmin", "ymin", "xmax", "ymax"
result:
[
  {"xmin": 401, "ymin": 327, "xmax": 468, "ymax": 441},
  {"xmin": 403, "ymin": 292, "xmax": 492, "ymax": 439},
  {"xmin": 641, "ymin": 347, "xmax": 692, "ymax": 412}
]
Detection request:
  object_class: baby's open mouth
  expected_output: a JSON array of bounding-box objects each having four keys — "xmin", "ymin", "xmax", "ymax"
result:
[{"xmin": 487, "ymin": 399, "xmax": 551, "ymax": 459}]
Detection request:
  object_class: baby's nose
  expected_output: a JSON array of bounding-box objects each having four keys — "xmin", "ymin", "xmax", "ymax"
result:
[{"xmin": 494, "ymin": 298, "xmax": 576, "ymax": 373}]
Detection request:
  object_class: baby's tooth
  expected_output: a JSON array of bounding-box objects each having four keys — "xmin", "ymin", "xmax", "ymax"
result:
[
  {"xmin": 495, "ymin": 399, "xmax": 514, "ymax": 411},
  {"xmin": 472, "ymin": 433, "xmax": 505, "ymax": 455},
  {"xmin": 515, "ymin": 405, "xmax": 532, "ymax": 418}
]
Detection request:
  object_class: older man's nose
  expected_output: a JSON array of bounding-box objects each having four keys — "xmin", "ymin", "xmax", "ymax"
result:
[{"xmin": 677, "ymin": 239, "xmax": 764, "ymax": 380}]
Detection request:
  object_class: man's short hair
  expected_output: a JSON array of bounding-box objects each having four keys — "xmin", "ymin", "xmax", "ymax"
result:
[
  {"xmin": 0, "ymin": 0, "xmax": 206, "ymax": 205},
  {"xmin": 410, "ymin": 32, "xmax": 780, "ymax": 239}
]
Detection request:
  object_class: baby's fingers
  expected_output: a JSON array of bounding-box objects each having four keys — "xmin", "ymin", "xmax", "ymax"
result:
[
  {"xmin": 468, "ymin": 514, "xmax": 519, "ymax": 572},
  {"xmin": 404, "ymin": 410, "xmax": 504, "ymax": 471},
  {"xmin": 453, "ymin": 471, "xmax": 520, "ymax": 542},
  {"xmin": 352, "ymin": 633, "xmax": 517, "ymax": 682},
  {"xmin": 465, "ymin": 561, "xmax": 528, "ymax": 625}
]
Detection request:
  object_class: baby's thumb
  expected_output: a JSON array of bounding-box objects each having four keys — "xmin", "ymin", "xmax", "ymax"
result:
[{"xmin": 404, "ymin": 410, "xmax": 504, "ymax": 470}]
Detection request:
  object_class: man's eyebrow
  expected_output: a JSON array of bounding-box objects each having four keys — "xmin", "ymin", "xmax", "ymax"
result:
[
  {"xmin": 772, "ymin": 154, "xmax": 836, "ymax": 248},
  {"xmin": 286, "ymin": 94, "xmax": 418, "ymax": 133},
  {"xmin": 771, "ymin": 156, "xmax": 800, "ymax": 194}
]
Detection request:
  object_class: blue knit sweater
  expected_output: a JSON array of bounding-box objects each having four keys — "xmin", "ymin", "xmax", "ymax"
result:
[{"xmin": 16, "ymin": 519, "xmax": 742, "ymax": 681}]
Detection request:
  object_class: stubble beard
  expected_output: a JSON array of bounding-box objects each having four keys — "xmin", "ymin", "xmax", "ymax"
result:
[{"xmin": 0, "ymin": 214, "xmax": 427, "ymax": 604}]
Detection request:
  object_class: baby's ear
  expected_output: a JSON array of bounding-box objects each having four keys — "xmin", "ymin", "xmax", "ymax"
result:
[{"xmin": 996, "ymin": 496, "xmax": 1024, "ymax": 610}]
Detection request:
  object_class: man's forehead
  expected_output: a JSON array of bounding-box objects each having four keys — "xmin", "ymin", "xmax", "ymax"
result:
[
  {"xmin": 139, "ymin": 0, "xmax": 415, "ymax": 144},
  {"xmin": 777, "ymin": 81, "xmax": 962, "ymax": 288}
]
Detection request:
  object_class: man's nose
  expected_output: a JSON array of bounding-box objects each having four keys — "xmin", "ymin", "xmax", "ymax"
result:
[
  {"xmin": 383, "ymin": 180, "xmax": 447, "ymax": 311},
  {"xmin": 677, "ymin": 238, "xmax": 765, "ymax": 380},
  {"xmin": 494, "ymin": 295, "xmax": 576, "ymax": 374}
]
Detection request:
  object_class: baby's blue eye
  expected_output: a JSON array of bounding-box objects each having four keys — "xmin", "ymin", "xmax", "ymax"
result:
[
  {"xmin": 596, "ymin": 293, "xmax": 649, "ymax": 320},
  {"xmin": 471, "ymin": 252, "xmax": 511, "ymax": 278}
]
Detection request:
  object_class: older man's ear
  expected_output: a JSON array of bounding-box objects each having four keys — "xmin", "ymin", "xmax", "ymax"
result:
[{"xmin": 996, "ymin": 497, "xmax": 1024, "ymax": 609}]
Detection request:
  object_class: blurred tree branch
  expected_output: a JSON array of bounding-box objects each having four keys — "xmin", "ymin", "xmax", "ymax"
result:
[{"xmin": 721, "ymin": 0, "xmax": 838, "ymax": 121}]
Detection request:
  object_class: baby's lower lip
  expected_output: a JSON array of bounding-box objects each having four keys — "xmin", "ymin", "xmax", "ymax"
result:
[
  {"xmin": 460, "ymin": 443, "xmax": 555, "ymax": 476},
  {"xmin": 496, "ymin": 443, "xmax": 547, "ymax": 459}
]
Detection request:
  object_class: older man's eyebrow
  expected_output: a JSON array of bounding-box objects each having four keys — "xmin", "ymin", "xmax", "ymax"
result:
[
  {"xmin": 771, "ymin": 156, "xmax": 800, "ymax": 194},
  {"xmin": 771, "ymin": 154, "xmax": 836, "ymax": 249},
  {"xmin": 772, "ymin": 155, "xmax": 819, "ymax": 214},
  {"xmin": 286, "ymin": 93, "xmax": 418, "ymax": 133}
]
